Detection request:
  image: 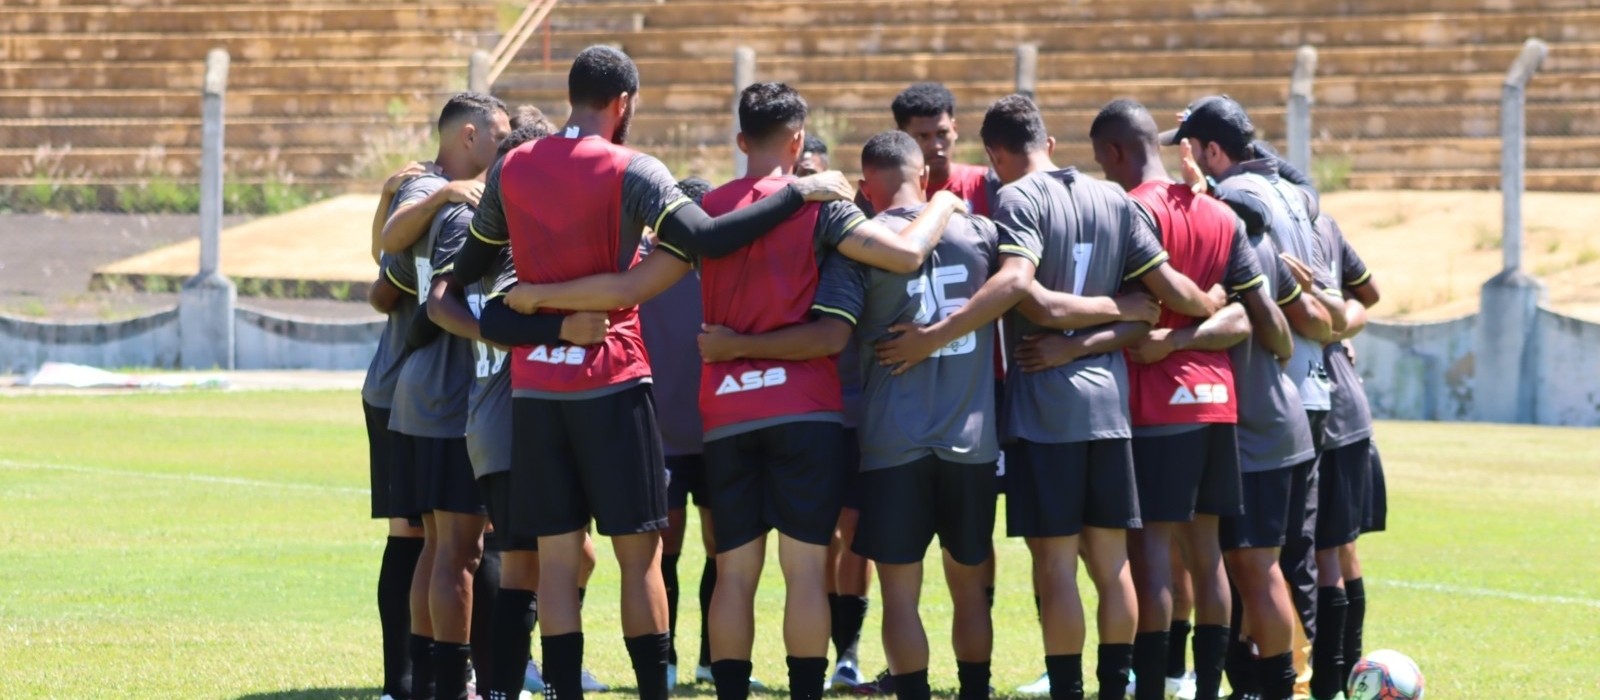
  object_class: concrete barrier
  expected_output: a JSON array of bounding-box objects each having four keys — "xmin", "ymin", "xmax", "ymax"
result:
[
  {"xmin": 233, "ymin": 307, "xmax": 382, "ymax": 371},
  {"xmin": 1533, "ymin": 308, "xmax": 1600, "ymax": 425}
]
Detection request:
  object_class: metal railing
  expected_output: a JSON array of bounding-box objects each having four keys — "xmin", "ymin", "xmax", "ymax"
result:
[{"xmin": 487, "ymin": 0, "xmax": 561, "ymax": 87}]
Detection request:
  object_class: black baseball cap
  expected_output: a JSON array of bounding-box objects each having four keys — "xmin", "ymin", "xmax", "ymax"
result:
[{"xmin": 1159, "ymin": 95, "xmax": 1254, "ymax": 150}]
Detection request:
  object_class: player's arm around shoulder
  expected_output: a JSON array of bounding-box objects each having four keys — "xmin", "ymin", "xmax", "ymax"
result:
[
  {"xmin": 832, "ymin": 191, "xmax": 965, "ymax": 274},
  {"xmin": 504, "ymin": 244, "xmax": 693, "ymax": 314}
]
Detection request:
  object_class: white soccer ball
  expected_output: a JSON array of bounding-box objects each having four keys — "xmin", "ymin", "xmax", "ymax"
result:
[{"xmin": 1347, "ymin": 649, "xmax": 1425, "ymax": 700}]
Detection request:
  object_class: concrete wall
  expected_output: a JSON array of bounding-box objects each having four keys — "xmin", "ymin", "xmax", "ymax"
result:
[
  {"xmin": 1355, "ymin": 307, "xmax": 1600, "ymax": 427},
  {"xmin": 0, "ymin": 305, "xmax": 380, "ymax": 373}
]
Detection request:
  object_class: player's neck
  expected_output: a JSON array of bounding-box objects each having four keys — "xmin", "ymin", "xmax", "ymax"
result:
[
  {"xmin": 926, "ymin": 166, "xmax": 952, "ymax": 190},
  {"xmin": 1132, "ymin": 158, "xmax": 1172, "ymax": 189},
  {"xmin": 434, "ymin": 150, "xmax": 475, "ymax": 182},
  {"xmin": 559, "ymin": 112, "xmax": 615, "ymax": 142},
  {"xmin": 1022, "ymin": 151, "xmax": 1057, "ymax": 176},
  {"xmin": 743, "ymin": 154, "xmax": 794, "ymax": 179},
  {"xmin": 880, "ymin": 184, "xmax": 925, "ymax": 212}
]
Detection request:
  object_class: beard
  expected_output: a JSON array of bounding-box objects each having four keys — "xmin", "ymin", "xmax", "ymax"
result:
[{"xmin": 612, "ymin": 101, "xmax": 635, "ymax": 145}]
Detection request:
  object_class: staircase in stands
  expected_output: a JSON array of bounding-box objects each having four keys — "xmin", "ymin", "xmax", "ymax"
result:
[
  {"xmin": 492, "ymin": 0, "xmax": 1600, "ymax": 191},
  {"xmin": 0, "ymin": 0, "xmax": 499, "ymax": 189}
]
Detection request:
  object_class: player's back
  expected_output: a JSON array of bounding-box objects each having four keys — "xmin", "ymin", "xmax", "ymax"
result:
[
  {"xmin": 1229, "ymin": 231, "xmax": 1314, "ymax": 471},
  {"xmin": 1129, "ymin": 181, "xmax": 1234, "ymax": 331}
]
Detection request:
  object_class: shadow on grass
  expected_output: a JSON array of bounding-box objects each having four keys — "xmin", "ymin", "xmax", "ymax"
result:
[{"xmin": 234, "ymin": 688, "xmax": 378, "ymax": 700}]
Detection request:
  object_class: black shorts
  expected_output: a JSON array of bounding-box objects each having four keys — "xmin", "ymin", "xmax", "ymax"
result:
[
  {"xmin": 666, "ymin": 454, "xmax": 709, "ymax": 510},
  {"xmin": 852, "ymin": 456, "xmax": 997, "ymax": 566},
  {"xmin": 1003, "ymin": 438, "xmax": 1140, "ymax": 538},
  {"xmin": 1220, "ymin": 462, "xmax": 1304, "ymax": 551},
  {"xmin": 1306, "ymin": 409, "xmax": 1329, "ymax": 456},
  {"xmin": 479, "ymin": 472, "xmax": 538, "ymax": 552},
  {"xmin": 365, "ymin": 402, "xmax": 415, "ymax": 520},
  {"xmin": 703, "ymin": 420, "xmax": 848, "ymax": 553},
  {"xmin": 1361, "ymin": 440, "xmax": 1388, "ymax": 534},
  {"xmin": 386, "ymin": 431, "xmax": 427, "ymax": 521},
  {"xmin": 1316, "ymin": 438, "xmax": 1371, "ymax": 548},
  {"xmin": 413, "ymin": 435, "xmax": 485, "ymax": 516},
  {"xmin": 510, "ymin": 385, "xmax": 668, "ymax": 538},
  {"xmin": 1131, "ymin": 425, "xmax": 1244, "ymax": 523},
  {"xmin": 839, "ymin": 429, "xmax": 862, "ymax": 511}
]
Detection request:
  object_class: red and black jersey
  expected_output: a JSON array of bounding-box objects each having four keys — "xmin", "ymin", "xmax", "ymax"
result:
[
  {"xmin": 927, "ymin": 162, "xmax": 994, "ymax": 218},
  {"xmin": 695, "ymin": 176, "xmax": 864, "ymax": 439},
  {"xmin": 1126, "ymin": 181, "xmax": 1265, "ymax": 426}
]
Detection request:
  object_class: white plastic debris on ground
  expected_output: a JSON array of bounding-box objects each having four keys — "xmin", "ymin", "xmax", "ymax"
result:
[{"xmin": 15, "ymin": 362, "xmax": 228, "ymax": 390}]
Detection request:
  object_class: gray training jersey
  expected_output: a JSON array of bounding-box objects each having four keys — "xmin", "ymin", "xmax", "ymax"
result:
[
  {"xmin": 361, "ymin": 174, "xmax": 445, "ymax": 409},
  {"xmin": 1319, "ymin": 216, "xmax": 1375, "ymax": 449},
  {"xmin": 1230, "ymin": 231, "xmax": 1315, "ymax": 472},
  {"xmin": 637, "ymin": 237, "xmax": 705, "ymax": 456},
  {"xmin": 464, "ymin": 248, "xmax": 517, "ymax": 478},
  {"xmin": 810, "ymin": 205, "xmax": 1001, "ymax": 470},
  {"xmin": 389, "ymin": 201, "xmax": 477, "ymax": 438},
  {"xmin": 993, "ymin": 168, "xmax": 1170, "ymax": 444},
  {"xmin": 1217, "ymin": 159, "xmax": 1333, "ymax": 411}
]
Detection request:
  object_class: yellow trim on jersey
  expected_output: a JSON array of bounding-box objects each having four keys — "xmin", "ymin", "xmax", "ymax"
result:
[
  {"xmin": 1347, "ymin": 269, "xmax": 1372, "ymax": 287},
  {"xmin": 998, "ymin": 243, "xmax": 1040, "ymax": 265},
  {"xmin": 1323, "ymin": 287, "xmax": 1345, "ymax": 299},
  {"xmin": 1277, "ymin": 283, "xmax": 1303, "ymax": 306},
  {"xmin": 653, "ymin": 197, "xmax": 692, "ymax": 234},
  {"xmin": 1230, "ymin": 274, "xmax": 1267, "ymax": 292},
  {"xmin": 470, "ymin": 223, "xmax": 508, "ymax": 246},
  {"xmin": 431, "ymin": 263, "xmax": 455, "ymax": 279},
  {"xmin": 1122, "ymin": 250, "xmax": 1170, "ymax": 281},
  {"xmin": 811, "ymin": 304, "xmax": 858, "ymax": 326},
  {"xmin": 655, "ymin": 239, "xmax": 691, "ymax": 262},
  {"xmin": 384, "ymin": 266, "xmax": 417, "ymax": 296},
  {"xmin": 839, "ymin": 214, "xmax": 868, "ymax": 237}
]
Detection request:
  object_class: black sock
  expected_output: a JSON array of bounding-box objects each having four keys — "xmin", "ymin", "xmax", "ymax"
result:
[
  {"xmin": 542, "ymin": 632, "xmax": 583, "ymax": 700},
  {"xmin": 833, "ymin": 595, "xmax": 868, "ymax": 664},
  {"xmin": 712, "ymin": 659, "xmax": 754, "ymax": 700},
  {"xmin": 1311, "ymin": 586, "xmax": 1348, "ymax": 700},
  {"xmin": 1255, "ymin": 652, "xmax": 1296, "ymax": 700},
  {"xmin": 1225, "ymin": 640, "xmax": 1256, "ymax": 699},
  {"xmin": 985, "ymin": 586, "xmax": 996, "ymax": 610},
  {"xmin": 1096, "ymin": 643, "xmax": 1133, "ymax": 700},
  {"xmin": 578, "ymin": 586, "xmax": 587, "ymax": 607},
  {"xmin": 434, "ymin": 641, "xmax": 473, "ymax": 700},
  {"xmin": 1191, "ymin": 625, "xmax": 1229, "ymax": 700},
  {"xmin": 471, "ymin": 549, "xmax": 501, "ymax": 695},
  {"xmin": 698, "ymin": 559, "xmax": 717, "ymax": 668},
  {"xmin": 489, "ymin": 588, "xmax": 536, "ymax": 700},
  {"xmin": 1132, "ymin": 633, "xmax": 1168, "ymax": 700},
  {"xmin": 661, "ymin": 553, "xmax": 681, "ymax": 666},
  {"xmin": 827, "ymin": 593, "xmax": 843, "ymax": 658},
  {"xmin": 380, "ymin": 537, "xmax": 423, "ymax": 698},
  {"xmin": 626, "ymin": 633, "xmax": 671, "ymax": 700},
  {"xmin": 409, "ymin": 634, "xmax": 436, "ymax": 700},
  {"xmin": 1034, "ymin": 594, "xmax": 1043, "ymax": 623},
  {"xmin": 1343, "ymin": 578, "xmax": 1366, "ymax": 683},
  {"xmin": 786, "ymin": 656, "xmax": 828, "ymax": 700},
  {"xmin": 1167, "ymin": 620, "xmax": 1192, "ymax": 678},
  {"xmin": 957, "ymin": 661, "xmax": 991, "ymax": 700},
  {"xmin": 893, "ymin": 669, "xmax": 931, "ymax": 700},
  {"xmin": 1044, "ymin": 654, "xmax": 1083, "ymax": 700}
]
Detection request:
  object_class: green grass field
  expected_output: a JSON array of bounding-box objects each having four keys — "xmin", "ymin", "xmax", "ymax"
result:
[{"xmin": 1, "ymin": 391, "xmax": 1596, "ymax": 699}]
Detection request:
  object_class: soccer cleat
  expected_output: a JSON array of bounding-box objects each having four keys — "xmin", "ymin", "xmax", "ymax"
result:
[
  {"xmin": 1168, "ymin": 671, "xmax": 1198, "ymax": 700},
  {"xmin": 853, "ymin": 669, "xmax": 895, "ymax": 695},
  {"xmin": 524, "ymin": 660, "xmax": 546, "ymax": 693},
  {"xmin": 667, "ymin": 663, "xmax": 677, "ymax": 692},
  {"xmin": 581, "ymin": 668, "xmax": 610, "ymax": 692},
  {"xmin": 829, "ymin": 659, "xmax": 865, "ymax": 690},
  {"xmin": 1016, "ymin": 671, "xmax": 1051, "ymax": 696},
  {"xmin": 693, "ymin": 664, "xmax": 767, "ymax": 690}
]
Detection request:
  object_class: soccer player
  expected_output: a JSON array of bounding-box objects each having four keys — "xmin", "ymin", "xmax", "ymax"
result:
[
  {"xmin": 892, "ymin": 82, "xmax": 995, "ymax": 215},
  {"xmin": 1307, "ymin": 214, "xmax": 1381, "ymax": 700},
  {"xmin": 488, "ymin": 79, "xmax": 967, "ymax": 700},
  {"xmin": 1087, "ymin": 99, "xmax": 1292, "ymax": 700},
  {"xmin": 449, "ymin": 47, "xmax": 854, "ymax": 700},
  {"xmin": 797, "ymin": 135, "xmax": 830, "ymax": 176},
  {"xmin": 875, "ymin": 94, "xmax": 1229, "ymax": 700}
]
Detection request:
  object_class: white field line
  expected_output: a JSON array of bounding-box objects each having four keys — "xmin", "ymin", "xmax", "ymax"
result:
[
  {"xmin": 1373, "ymin": 578, "xmax": 1600, "ymax": 610},
  {"xmin": 0, "ymin": 458, "xmax": 366, "ymax": 496}
]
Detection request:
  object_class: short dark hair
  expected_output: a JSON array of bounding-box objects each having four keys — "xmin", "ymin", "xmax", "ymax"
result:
[
  {"xmin": 1088, "ymin": 98, "xmax": 1159, "ymax": 148},
  {"xmin": 980, "ymin": 94, "xmax": 1049, "ymax": 155},
  {"xmin": 677, "ymin": 177, "xmax": 713, "ymax": 206},
  {"xmin": 511, "ymin": 104, "xmax": 554, "ymax": 133},
  {"xmin": 860, "ymin": 131, "xmax": 922, "ymax": 172},
  {"xmin": 569, "ymin": 45, "xmax": 639, "ymax": 110},
  {"xmin": 803, "ymin": 134, "xmax": 829, "ymax": 156},
  {"xmin": 438, "ymin": 92, "xmax": 507, "ymax": 133},
  {"xmin": 738, "ymin": 82, "xmax": 808, "ymax": 144},
  {"xmin": 891, "ymin": 82, "xmax": 956, "ymax": 127},
  {"xmin": 496, "ymin": 123, "xmax": 551, "ymax": 160}
]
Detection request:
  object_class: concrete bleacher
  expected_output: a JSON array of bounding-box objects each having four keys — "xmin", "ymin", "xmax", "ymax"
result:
[
  {"xmin": 493, "ymin": 0, "xmax": 1600, "ymax": 190},
  {"xmin": 0, "ymin": 0, "xmax": 499, "ymax": 187}
]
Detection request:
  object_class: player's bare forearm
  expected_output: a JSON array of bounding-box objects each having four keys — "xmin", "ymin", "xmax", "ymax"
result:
[
  {"xmin": 1178, "ymin": 302, "xmax": 1251, "ymax": 351},
  {"xmin": 379, "ymin": 190, "xmax": 446, "ymax": 255},
  {"xmin": 1016, "ymin": 284, "xmax": 1125, "ymax": 330},
  {"xmin": 700, "ymin": 318, "xmax": 851, "ymax": 363},
  {"xmin": 1333, "ymin": 299, "xmax": 1369, "ymax": 342},
  {"xmin": 426, "ymin": 277, "xmax": 482, "ymax": 343},
  {"xmin": 1309, "ymin": 285, "xmax": 1349, "ymax": 334},
  {"xmin": 368, "ymin": 275, "xmax": 402, "ymax": 314},
  {"xmin": 1350, "ymin": 278, "xmax": 1380, "ymax": 308},
  {"xmin": 1079, "ymin": 320, "xmax": 1153, "ymax": 355},
  {"xmin": 1141, "ymin": 263, "xmax": 1223, "ymax": 318},
  {"xmin": 371, "ymin": 192, "xmax": 395, "ymax": 265},
  {"xmin": 838, "ymin": 192, "xmax": 959, "ymax": 274},
  {"xmin": 1241, "ymin": 286, "xmax": 1293, "ymax": 361},
  {"xmin": 929, "ymin": 257, "xmax": 1033, "ymax": 345},
  {"xmin": 1286, "ymin": 292, "xmax": 1335, "ymax": 345},
  {"xmin": 506, "ymin": 254, "xmax": 691, "ymax": 313}
]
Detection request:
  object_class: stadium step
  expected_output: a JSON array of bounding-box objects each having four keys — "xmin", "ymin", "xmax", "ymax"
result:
[
  {"xmin": 525, "ymin": 10, "xmax": 1600, "ymax": 61},
  {"xmin": 0, "ymin": 116, "xmax": 435, "ymax": 150},
  {"xmin": 1345, "ymin": 168, "xmax": 1600, "ymax": 191},
  {"xmin": 1, "ymin": 30, "xmax": 494, "ymax": 63},
  {"xmin": 545, "ymin": 0, "xmax": 1598, "ymax": 31},
  {"xmin": 496, "ymin": 43, "xmax": 1600, "ymax": 89},
  {"xmin": 0, "ymin": 89, "xmax": 456, "ymax": 119},
  {"xmin": 0, "ymin": 145, "xmax": 358, "ymax": 179},
  {"xmin": 0, "ymin": 4, "xmax": 498, "ymax": 33},
  {"xmin": 0, "ymin": 60, "xmax": 465, "ymax": 91}
]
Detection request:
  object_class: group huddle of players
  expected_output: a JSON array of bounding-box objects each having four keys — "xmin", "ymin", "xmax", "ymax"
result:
[{"xmin": 360, "ymin": 44, "xmax": 1388, "ymax": 700}]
